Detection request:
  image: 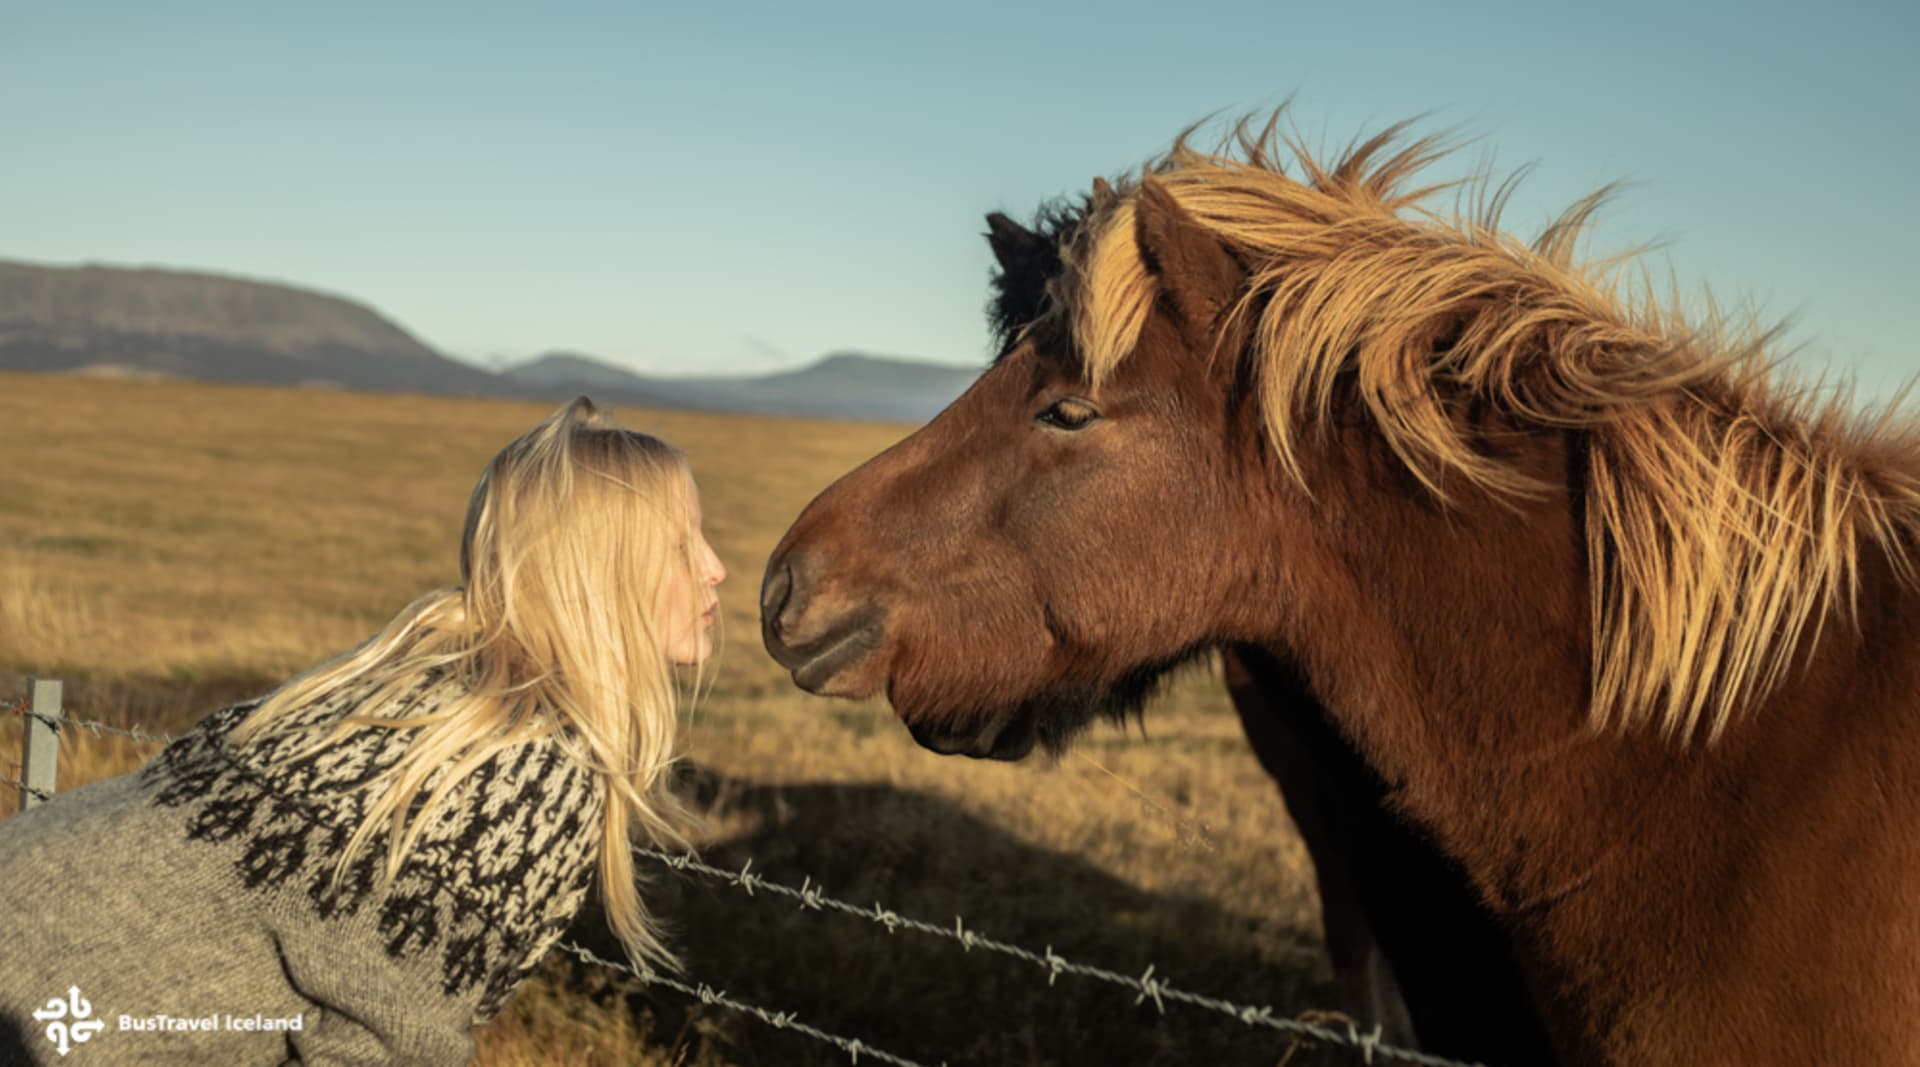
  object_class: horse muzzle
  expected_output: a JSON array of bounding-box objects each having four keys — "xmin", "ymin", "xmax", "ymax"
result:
[{"xmin": 761, "ymin": 551, "xmax": 889, "ymax": 697}]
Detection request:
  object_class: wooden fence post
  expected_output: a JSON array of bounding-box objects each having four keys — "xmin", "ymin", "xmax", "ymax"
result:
[{"xmin": 22, "ymin": 678, "xmax": 61, "ymax": 808}]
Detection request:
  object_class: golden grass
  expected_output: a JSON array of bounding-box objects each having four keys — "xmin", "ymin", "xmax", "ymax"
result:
[{"xmin": 0, "ymin": 373, "xmax": 1329, "ymax": 1065}]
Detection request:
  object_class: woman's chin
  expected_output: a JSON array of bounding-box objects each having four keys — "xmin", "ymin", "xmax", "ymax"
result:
[{"xmin": 667, "ymin": 641, "xmax": 714, "ymax": 669}]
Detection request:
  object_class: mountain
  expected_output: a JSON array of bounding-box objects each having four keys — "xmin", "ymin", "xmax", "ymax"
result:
[
  {"xmin": 0, "ymin": 259, "xmax": 982, "ymax": 422},
  {"xmin": 504, "ymin": 351, "xmax": 980, "ymax": 422},
  {"xmin": 498, "ymin": 351, "xmax": 682, "ymax": 409},
  {"xmin": 500, "ymin": 351, "xmax": 657, "ymax": 392},
  {"xmin": 0, "ymin": 260, "xmax": 508, "ymax": 395}
]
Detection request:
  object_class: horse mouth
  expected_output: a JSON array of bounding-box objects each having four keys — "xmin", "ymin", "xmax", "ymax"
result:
[
  {"xmin": 906, "ymin": 708, "xmax": 1037, "ymax": 761},
  {"xmin": 767, "ymin": 606, "xmax": 887, "ymax": 696}
]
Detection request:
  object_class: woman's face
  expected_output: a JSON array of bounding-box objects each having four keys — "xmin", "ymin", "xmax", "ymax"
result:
[{"xmin": 658, "ymin": 481, "xmax": 727, "ymax": 666}]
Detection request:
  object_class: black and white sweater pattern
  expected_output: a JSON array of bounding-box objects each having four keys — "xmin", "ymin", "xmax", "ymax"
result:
[{"xmin": 0, "ymin": 670, "xmax": 605, "ymax": 1066}]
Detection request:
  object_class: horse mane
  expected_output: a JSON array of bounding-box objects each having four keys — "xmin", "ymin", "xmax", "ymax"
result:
[{"xmin": 1046, "ymin": 115, "xmax": 1920, "ymax": 744}]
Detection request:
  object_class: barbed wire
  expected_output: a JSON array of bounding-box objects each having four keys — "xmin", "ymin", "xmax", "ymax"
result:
[
  {"xmin": 632, "ymin": 846, "xmax": 1483, "ymax": 1067},
  {"xmin": 0, "ymin": 770, "xmax": 53, "ymax": 803},
  {"xmin": 557, "ymin": 941, "xmax": 943, "ymax": 1067},
  {"xmin": 5, "ymin": 703, "xmax": 1482, "ymax": 1066},
  {"xmin": 5, "ymin": 707, "xmax": 178, "ymax": 747}
]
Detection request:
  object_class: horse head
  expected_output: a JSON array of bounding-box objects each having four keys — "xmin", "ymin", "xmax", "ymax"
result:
[{"xmin": 761, "ymin": 180, "xmax": 1318, "ymax": 760}]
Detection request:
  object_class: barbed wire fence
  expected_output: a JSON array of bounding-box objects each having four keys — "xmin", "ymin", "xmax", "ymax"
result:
[
  {"xmin": 0, "ymin": 770, "xmax": 51, "ymax": 804},
  {"xmin": 4, "ymin": 678, "xmax": 1487, "ymax": 1067}
]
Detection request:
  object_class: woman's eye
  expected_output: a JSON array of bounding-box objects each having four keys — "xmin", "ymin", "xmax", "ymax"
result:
[{"xmin": 1037, "ymin": 399, "xmax": 1100, "ymax": 431}]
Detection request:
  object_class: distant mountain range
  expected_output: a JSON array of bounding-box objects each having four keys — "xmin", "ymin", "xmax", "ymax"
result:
[
  {"xmin": 0, "ymin": 259, "xmax": 982, "ymax": 423},
  {"xmin": 500, "ymin": 350, "xmax": 982, "ymax": 424}
]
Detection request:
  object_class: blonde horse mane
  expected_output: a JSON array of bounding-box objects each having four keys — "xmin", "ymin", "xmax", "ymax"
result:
[{"xmin": 1056, "ymin": 115, "xmax": 1920, "ymax": 744}]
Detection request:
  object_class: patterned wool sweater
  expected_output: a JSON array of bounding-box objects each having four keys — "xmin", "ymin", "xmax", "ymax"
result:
[{"xmin": 0, "ymin": 669, "xmax": 605, "ymax": 1065}]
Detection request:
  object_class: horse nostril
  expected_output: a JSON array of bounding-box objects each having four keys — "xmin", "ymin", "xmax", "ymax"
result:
[{"xmin": 759, "ymin": 555, "xmax": 799, "ymax": 643}]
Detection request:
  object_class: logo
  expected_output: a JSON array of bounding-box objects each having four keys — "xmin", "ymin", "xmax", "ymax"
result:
[{"xmin": 31, "ymin": 986, "xmax": 105, "ymax": 1057}]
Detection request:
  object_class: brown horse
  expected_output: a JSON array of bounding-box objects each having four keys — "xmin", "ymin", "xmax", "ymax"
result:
[{"xmin": 762, "ymin": 118, "xmax": 1920, "ymax": 1065}]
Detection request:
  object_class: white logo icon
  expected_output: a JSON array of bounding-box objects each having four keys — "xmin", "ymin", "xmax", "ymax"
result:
[{"xmin": 31, "ymin": 986, "xmax": 105, "ymax": 1057}]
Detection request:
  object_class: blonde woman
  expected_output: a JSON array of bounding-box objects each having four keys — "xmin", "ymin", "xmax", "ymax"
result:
[{"xmin": 0, "ymin": 398, "xmax": 725, "ymax": 1065}]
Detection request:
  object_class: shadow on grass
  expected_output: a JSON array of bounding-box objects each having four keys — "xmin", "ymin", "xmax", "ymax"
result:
[{"xmin": 559, "ymin": 764, "xmax": 1331, "ymax": 1067}]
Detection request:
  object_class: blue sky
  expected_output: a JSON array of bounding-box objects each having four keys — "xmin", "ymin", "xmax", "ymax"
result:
[{"xmin": 3, "ymin": 2, "xmax": 1914, "ymax": 398}]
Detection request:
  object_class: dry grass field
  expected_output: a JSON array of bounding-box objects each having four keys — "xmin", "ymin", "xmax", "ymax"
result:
[{"xmin": 0, "ymin": 373, "xmax": 1333, "ymax": 1065}]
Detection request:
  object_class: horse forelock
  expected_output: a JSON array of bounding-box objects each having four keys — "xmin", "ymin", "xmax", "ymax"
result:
[{"xmin": 1047, "ymin": 111, "xmax": 1920, "ymax": 746}]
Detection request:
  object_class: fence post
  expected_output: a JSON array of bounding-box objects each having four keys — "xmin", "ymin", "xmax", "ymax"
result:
[{"xmin": 23, "ymin": 678, "xmax": 60, "ymax": 808}]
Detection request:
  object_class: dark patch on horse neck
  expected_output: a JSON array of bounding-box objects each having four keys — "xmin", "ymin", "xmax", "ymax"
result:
[
  {"xmin": 1564, "ymin": 427, "xmax": 1591, "ymax": 536},
  {"xmin": 1032, "ymin": 644, "xmax": 1214, "ymax": 758}
]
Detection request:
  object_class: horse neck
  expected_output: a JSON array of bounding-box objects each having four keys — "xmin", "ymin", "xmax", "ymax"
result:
[
  {"xmin": 1260, "ymin": 422, "xmax": 1680, "ymax": 913},
  {"xmin": 1261, "ymin": 416, "xmax": 1920, "ymax": 1022},
  {"xmin": 1229, "ymin": 366, "xmax": 1920, "ymax": 1059}
]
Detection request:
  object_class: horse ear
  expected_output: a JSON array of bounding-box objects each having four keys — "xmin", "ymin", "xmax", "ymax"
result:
[
  {"xmin": 1133, "ymin": 178, "xmax": 1243, "ymax": 333},
  {"xmin": 985, "ymin": 213, "xmax": 1048, "ymax": 273},
  {"xmin": 985, "ymin": 212, "xmax": 1063, "ymax": 349}
]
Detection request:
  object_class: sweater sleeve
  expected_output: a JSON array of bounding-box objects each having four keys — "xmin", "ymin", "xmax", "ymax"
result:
[
  {"xmin": 273, "ymin": 918, "xmax": 479, "ymax": 1066},
  {"xmin": 265, "ymin": 743, "xmax": 605, "ymax": 1061}
]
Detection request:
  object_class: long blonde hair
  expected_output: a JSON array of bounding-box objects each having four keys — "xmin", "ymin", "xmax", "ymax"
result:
[{"xmin": 230, "ymin": 396, "xmax": 707, "ymax": 970}]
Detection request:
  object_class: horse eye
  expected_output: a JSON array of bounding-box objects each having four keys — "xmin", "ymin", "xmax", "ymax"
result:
[{"xmin": 1037, "ymin": 399, "xmax": 1100, "ymax": 431}]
